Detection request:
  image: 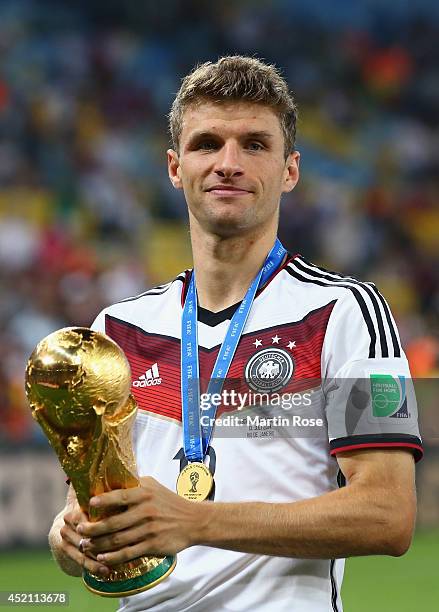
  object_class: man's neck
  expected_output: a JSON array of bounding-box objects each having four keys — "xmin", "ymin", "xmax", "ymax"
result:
[{"xmin": 190, "ymin": 222, "xmax": 279, "ymax": 313}]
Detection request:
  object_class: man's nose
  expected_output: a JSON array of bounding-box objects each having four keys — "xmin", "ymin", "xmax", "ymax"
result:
[{"xmin": 214, "ymin": 142, "xmax": 244, "ymax": 178}]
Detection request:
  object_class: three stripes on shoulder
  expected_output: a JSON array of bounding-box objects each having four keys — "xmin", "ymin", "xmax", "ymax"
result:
[{"xmin": 286, "ymin": 256, "xmax": 402, "ymax": 359}]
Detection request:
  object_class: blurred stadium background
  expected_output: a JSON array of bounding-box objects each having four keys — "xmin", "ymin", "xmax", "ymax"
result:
[{"xmin": 0, "ymin": 0, "xmax": 438, "ymax": 610}]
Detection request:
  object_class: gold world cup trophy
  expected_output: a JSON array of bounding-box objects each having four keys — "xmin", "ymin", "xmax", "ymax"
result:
[{"xmin": 24, "ymin": 327, "xmax": 176, "ymax": 597}]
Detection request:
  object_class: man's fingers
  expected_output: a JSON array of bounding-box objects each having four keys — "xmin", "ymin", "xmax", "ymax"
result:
[
  {"xmin": 59, "ymin": 524, "xmax": 80, "ymax": 549},
  {"xmin": 89, "ymin": 485, "xmax": 147, "ymax": 510},
  {"xmin": 83, "ymin": 554, "xmax": 110, "ymax": 577},
  {"xmin": 64, "ymin": 508, "xmax": 88, "ymax": 529},
  {"xmin": 77, "ymin": 505, "xmax": 146, "ymax": 538},
  {"xmin": 84, "ymin": 526, "xmax": 147, "ymax": 555},
  {"xmin": 61, "ymin": 540, "xmax": 83, "ymax": 567},
  {"xmin": 59, "ymin": 527, "xmax": 110, "ymax": 577},
  {"xmin": 63, "ymin": 540, "xmax": 110, "ymax": 577},
  {"xmin": 60, "ymin": 524, "xmax": 106, "ymax": 568},
  {"xmin": 96, "ymin": 541, "xmax": 158, "ymax": 567}
]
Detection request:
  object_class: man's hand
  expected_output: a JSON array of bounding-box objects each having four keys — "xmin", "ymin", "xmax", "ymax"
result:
[
  {"xmin": 59, "ymin": 504, "xmax": 111, "ymax": 577},
  {"xmin": 49, "ymin": 484, "xmax": 110, "ymax": 577},
  {"xmin": 77, "ymin": 476, "xmax": 204, "ymax": 566},
  {"xmin": 68, "ymin": 449, "xmax": 416, "ymax": 568}
]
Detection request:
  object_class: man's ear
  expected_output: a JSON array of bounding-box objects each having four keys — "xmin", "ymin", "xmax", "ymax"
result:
[
  {"xmin": 167, "ymin": 149, "xmax": 183, "ymax": 189},
  {"xmin": 282, "ymin": 150, "xmax": 300, "ymax": 194}
]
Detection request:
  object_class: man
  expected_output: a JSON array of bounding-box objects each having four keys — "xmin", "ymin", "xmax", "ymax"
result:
[{"xmin": 49, "ymin": 56, "xmax": 423, "ymax": 611}]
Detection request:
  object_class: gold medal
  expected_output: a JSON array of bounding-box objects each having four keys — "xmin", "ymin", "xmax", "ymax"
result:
[{"xmin": 176, "ymin": 462, "xmax": 213, "ymax": 502}]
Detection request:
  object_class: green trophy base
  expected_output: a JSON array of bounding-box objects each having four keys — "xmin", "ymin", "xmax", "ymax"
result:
[{"xmin": 83, "ymin": 555, "xmax": 176, "ymax": 597}]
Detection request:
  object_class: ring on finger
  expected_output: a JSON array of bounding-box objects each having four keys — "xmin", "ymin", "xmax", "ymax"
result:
[{"xmin": 78, "ymin": 538, "xmax": 87, "ymax": 553}]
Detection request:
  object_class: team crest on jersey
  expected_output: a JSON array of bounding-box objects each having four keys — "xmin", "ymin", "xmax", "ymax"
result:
[{"xmin": 245, "ymin": 348, "xmax": 294, "ymax": 393}]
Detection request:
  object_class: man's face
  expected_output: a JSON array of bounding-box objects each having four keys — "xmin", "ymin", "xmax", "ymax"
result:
[{"xmin": 168, "ymin": 101, "xmax": 300, "ymax": 237}]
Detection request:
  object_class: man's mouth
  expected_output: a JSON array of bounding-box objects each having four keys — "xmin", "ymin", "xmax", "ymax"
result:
[{"xmin": 205, "ymin": 185, "xmax": 252, "ymax": 196}]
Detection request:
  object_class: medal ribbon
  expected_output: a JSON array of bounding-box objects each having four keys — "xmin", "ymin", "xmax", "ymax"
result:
[{"xmin": 181, "ymin": 238, "xmax": 287, "ymax": 463}]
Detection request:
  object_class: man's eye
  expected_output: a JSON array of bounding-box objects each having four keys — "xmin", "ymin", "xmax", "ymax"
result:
[
  {"xmin": 198, "ymin": 141, "xmax": 218, "ymax": 151},
  {"xmin": 247, "ymin": 142, "xmax": 264, "ymax": 151}
]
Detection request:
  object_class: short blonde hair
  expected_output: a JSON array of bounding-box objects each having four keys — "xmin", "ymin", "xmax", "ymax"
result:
[{"xmin": 169, "ymin": 56, "xmax": 298, "ymax": 157}]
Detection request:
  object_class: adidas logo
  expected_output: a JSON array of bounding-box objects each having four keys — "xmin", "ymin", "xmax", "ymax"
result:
[{"xmin": 133, "ymin": 363, "xmax": 162, "ymax": 387}]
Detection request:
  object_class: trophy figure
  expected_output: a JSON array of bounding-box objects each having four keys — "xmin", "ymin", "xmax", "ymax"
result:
[
  {"xmin": 24, "ymin": 327, "xmax": 176, "ymax": 597},
  {"xmin": 189, "ymin": 471, "xmax": 199, "ymax": 493}
]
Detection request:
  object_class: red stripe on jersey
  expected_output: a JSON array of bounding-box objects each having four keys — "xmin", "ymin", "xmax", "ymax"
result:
[
  {"xmin": 330, "ymin": 442, "xmax": 424, "ymax": 462},
  {"xmin": 105, "ymin": 300, "xmax": 335, "ymax": 422},
  {"xmin": 106, "ymin": 316, "xmax": 182, "ymax": 422},
  {"xmin": 227, "ymin": 300, "xmax": 335, "ymax": 382}
]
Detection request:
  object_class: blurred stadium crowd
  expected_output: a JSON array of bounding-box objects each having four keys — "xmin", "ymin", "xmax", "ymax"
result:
[{"xmin": 0, "ymin": 0, "xmax": 438, "ymax": 444}]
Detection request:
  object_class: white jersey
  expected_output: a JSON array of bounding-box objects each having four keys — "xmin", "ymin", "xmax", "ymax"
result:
[{"xmin": 91, "ymin": 254, "xmax": 422, "ymax": 612}]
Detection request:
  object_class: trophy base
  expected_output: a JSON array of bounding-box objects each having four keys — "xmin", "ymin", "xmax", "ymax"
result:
[{"xmin": 83, "ymin": 555, "xmax": 176, "ymax": 597}]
